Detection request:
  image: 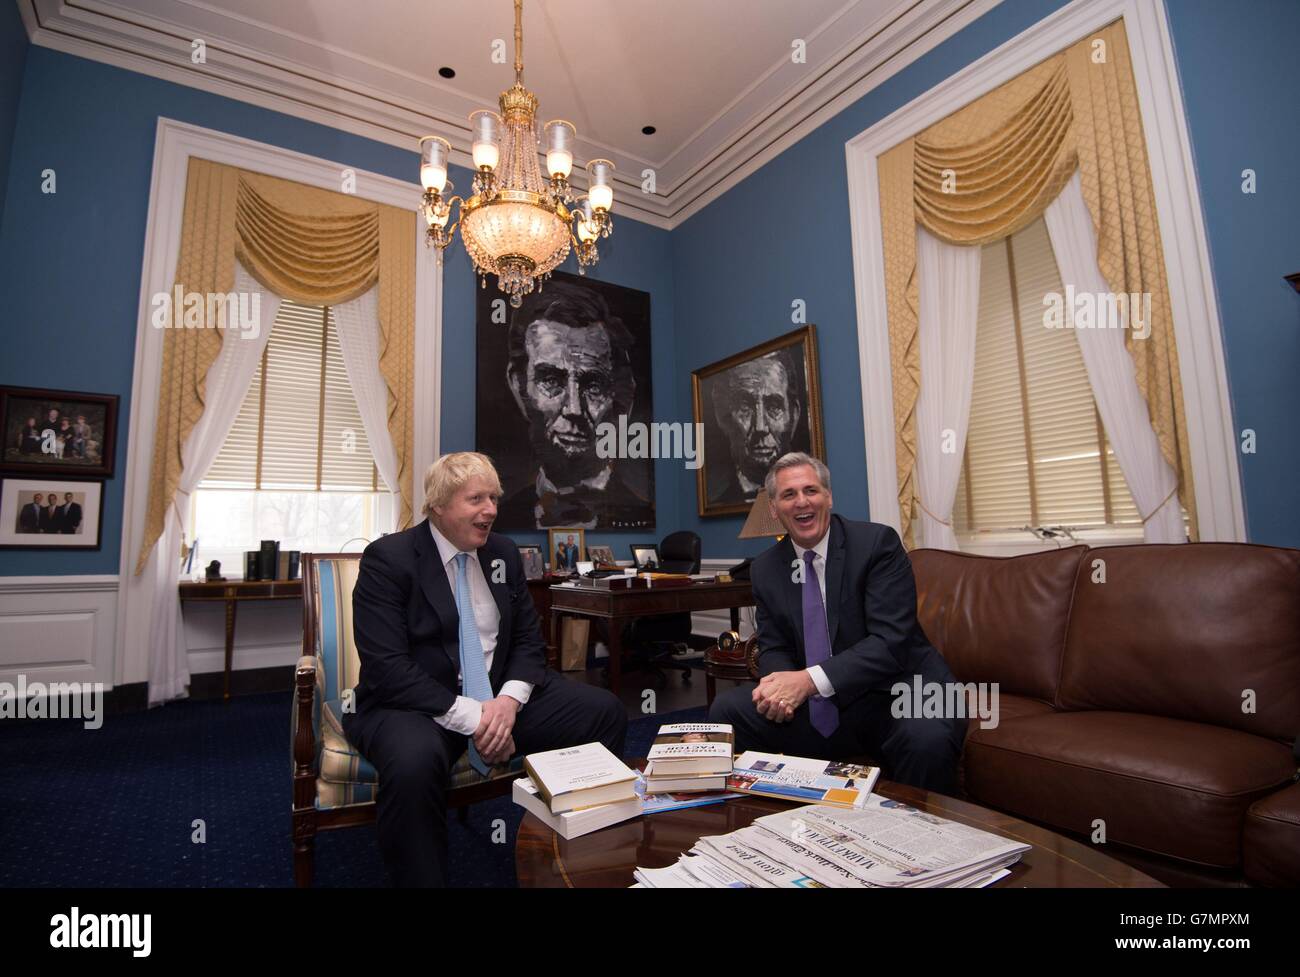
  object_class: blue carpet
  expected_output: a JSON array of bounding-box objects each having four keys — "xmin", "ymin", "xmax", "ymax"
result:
[{"xmin": 0, "ymin": 692, "xmax": 705, "ymax": 888}]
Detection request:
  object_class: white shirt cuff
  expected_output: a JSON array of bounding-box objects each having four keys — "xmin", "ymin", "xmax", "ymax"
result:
[
  {"xmin": 434, "ymin": 695, "xmax": 482, "ymax": 736},
  {"xmin": 807, "ymin": 666, "xmax": 835, "ymax": 699},
  {"xmin": 500, "ymin": 680, "xmax": 534, "ymax": 707}
]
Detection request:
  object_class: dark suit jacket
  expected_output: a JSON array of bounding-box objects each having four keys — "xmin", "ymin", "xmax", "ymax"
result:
[
  {"xmin": 750, "ymin": 513, "xmax": 954, "ymax": 710},
  {"xmin": 39, "ymin": 505, "xmax": 62, "ymax": 533},
  {"xmin": 60, "ymin": 503, "xmax": 82, "ymax": 533},
  {"xmin": 344, "ymin": 520, "xmax": 548, "ymax": 743},
  {"xmin": 19, "ymin": 503, "xmax": 40, "ymax": 533}
]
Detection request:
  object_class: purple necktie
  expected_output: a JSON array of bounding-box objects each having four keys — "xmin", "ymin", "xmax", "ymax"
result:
[{"xmin": 801, "ymin": 549, "xmax": 839, "ymax": 738}]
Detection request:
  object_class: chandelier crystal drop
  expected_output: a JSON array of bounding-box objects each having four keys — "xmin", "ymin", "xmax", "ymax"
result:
[{"xmin": 417, "ymin": 0, "xmax": 614, "ymax": 307}]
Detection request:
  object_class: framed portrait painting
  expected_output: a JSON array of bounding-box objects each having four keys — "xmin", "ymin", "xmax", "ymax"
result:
[
  {"xmin": 691, "ymin": 325, "xmax": 825, "ymax": 517},
  {"xmin": 0, "ymin": 386, "xmax": 118, "ymax": 477},
  {"xmin": 0, "ymin": 477, "xmax": 104, "ymax": 549},
  {"xmin": 477, "ymin": 270, "xmax": 655, "ymax": 532}
]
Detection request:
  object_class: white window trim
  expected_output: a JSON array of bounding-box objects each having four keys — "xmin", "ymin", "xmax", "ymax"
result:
[
  {"xmin": 845, "ymin": 0, "xmax": 1245, "ymax": 544},
  {"xmin": 114, "ymin": 117, "xmax": 441, "ymax": 688}
]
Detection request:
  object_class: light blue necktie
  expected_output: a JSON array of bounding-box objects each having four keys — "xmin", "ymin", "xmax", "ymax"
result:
[{"xmin": 454, "ymin": 552, "xmax": 494, "ymax": 775}]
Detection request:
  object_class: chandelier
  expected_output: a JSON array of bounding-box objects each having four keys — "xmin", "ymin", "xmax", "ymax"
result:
[{"xmin": 418, "ymin": 0, "xmax": 615, "ymax": 307}]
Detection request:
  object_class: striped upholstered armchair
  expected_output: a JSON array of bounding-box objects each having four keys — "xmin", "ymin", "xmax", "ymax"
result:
[{"xmin": 291, "ymin": 552, "xmax": 521, "ymax": 887}]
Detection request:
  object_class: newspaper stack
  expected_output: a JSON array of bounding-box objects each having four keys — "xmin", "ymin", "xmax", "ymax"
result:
[{"xmin": 632, "ymin": 795, "xmax": 1030, "ymax": 888}]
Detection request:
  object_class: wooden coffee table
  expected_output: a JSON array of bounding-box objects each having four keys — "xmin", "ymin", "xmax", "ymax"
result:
[{"xmin": 515, "ymin": 774, "xmax": 1165, "ymax": 888}]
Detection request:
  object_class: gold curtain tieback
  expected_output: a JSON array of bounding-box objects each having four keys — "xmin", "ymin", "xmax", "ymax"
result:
[
  {"xmin": 915, "ymin": 497, "xmax": 953, "ymax": 527},
  {"xmin": 1140, "ymin": 484, "xmax": 1179, "ymax": 524}
]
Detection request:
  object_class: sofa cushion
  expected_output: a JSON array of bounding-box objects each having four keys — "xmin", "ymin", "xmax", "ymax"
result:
[
  {"xmin": 910, "ymin": 545, "xmax": 1085, "ymax": 702},
  {"xmin": 1244, "ymin": 782, "xmax": 1300, "ymax": 887},
  {"xmin": 964, "ymin": 692, "xmax": 1057, "ymax": 735},
  {"xmin": 964, "ymin": 711, "xmax": 1295, "ymax": 867},
  {"xmin": 1058, "ymin": 543, "xmax": 1300, "ymax": 740}
]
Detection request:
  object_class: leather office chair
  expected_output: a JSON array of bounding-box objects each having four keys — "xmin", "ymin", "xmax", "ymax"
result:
[{"xmin": 625, "ymin": 530, "xmax": 701, "ymax": 684}]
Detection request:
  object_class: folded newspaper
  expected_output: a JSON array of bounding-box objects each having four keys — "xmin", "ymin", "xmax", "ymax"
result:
[{"xmin": 633, "ymin": 795, "xmax": 1029, "ymax": 888}]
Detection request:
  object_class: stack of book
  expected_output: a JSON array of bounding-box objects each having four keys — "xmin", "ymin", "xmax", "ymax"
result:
[
  {"xmin": 643, "ymin": 723, "xmax": 734, "ymax": 794},
  {"xmin": 522, "ymin": 742, "xmax": 638, "ymax": 814}
]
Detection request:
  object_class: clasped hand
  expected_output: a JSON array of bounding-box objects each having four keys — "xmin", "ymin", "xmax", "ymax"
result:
[
  {"xmin": 752, "ymin": 670, "xmax": 817, "ymax": 724},
  {"xmin": 473, "ymin": 695, "xmax": 520, "ymax": 765}
]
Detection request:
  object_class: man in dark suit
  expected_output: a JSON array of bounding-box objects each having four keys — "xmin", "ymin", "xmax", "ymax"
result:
[
  {"xmin": 709, "ymin": 452, "xmax": 966, "ymax": 794},
  {"xmin": 59, "ymin": 493, "xmax": 82, "ymax": 534},
  {"xmin": 39, "ymin": 491, "xmax": 63, "ymax": 533},
  {"xmin": 344, "ymin": 451, "xmax": 627, "ymax": 887},
  {"xmin": 19, "ymin": 493, "xmax": 42, "ymax": 533}
]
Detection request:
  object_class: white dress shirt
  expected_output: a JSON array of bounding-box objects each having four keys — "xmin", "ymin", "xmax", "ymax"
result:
[
  {"xmin": 429, "ymin": 522, "xmax": 534, "ymax": 736},
  {"xmin": 799, "ymin": 530, "xmax": 837, "ymax": 699}
]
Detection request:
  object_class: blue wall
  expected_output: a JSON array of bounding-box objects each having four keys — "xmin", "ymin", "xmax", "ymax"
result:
[
  {"xmin": 0, "ymin": 0, "xmax": 28, "ymax": 232},
  {"xmin": 1163, "ymin": 0, "xmax": 1300, "ymax": 548},
  {"xmin": 672, "ymin": 0, "xmax": 1300, "ymax": 555},
  {"xmin": 2, "ymin": 0, "xmax": 1295, "ymax": 577},
  {"xmin": 0, "ymin": 46, "xmax": 674, "ymax": 574}
]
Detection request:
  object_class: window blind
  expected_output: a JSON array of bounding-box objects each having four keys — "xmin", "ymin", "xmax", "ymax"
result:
[
  {"xmin": 954, "ymin": 217, "xmax": 1140, "ymax": 534},
  {"xmin": 201, "ymin": 299, "xmax": 378, "ymax": 492}
]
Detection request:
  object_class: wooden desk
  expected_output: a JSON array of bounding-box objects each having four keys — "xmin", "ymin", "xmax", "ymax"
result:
[
  {"xmin": 178, "ymin": 579, "xmax": 303, "ymax": 700},
  {"xmin": 515, "ymin": 768, "xmax": 1165, "ymax": 889},
  {"xmin": 547, "ymin": 579, "xmax": 752, "ymax": 696}
]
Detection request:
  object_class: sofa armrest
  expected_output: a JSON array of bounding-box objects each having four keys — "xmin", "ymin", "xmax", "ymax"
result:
[{"xmin": 292, "ymin": 656, "xmax": 319, "ymax": 811}]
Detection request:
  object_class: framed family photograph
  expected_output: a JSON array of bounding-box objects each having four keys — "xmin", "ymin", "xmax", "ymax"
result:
[
  {"xmin": 1, "ymin": 385, "xmax": 119, "ymax": 477},
  {"xmin": 547, "ymin": 527, "xmax": 586, "ymax": 572},
  {"xmin": 0, "ymin": 477, "xmax": 104, "ymax": 549},
  {"xmin": 587, "ymin": 544, "xmax": 617, "ymax": 566},
  {"xmin": 517, "ymin": 543, "xmax": 546, "ymax": 581},
  {"xmin": 691, "ymin": 325, "xmax": 825, "ymax": 517}
]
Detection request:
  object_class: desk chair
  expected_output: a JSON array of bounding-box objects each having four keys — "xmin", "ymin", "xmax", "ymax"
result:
[
  {"xmin": 291, "ymin": 552, "xmax": 520, "ymax": 887},
  {"xmin": 625, "ymin": 530, "xmax": 701, "ymax": 684}
]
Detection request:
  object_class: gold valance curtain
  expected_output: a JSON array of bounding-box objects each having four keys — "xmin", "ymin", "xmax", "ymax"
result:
[
  {"xmin": 879, "ymin": 19, "xmax": 1195, "ymax": 545},
  {"xmin": 135, "ymin": 159, "xmax": 417, "ymax": 574}
]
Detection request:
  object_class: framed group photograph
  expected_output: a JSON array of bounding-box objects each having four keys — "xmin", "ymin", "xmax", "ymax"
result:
[
  {"xmin": 0, "ymin": 477, "xmax": 104, "ymax": 549},
  {"xmin": 587, "ymin": 544, "xmax": 617, "ymax": 566},
  {"xmin": 547, "ymin": 527, "xmax": 586, "ymax": 572},
  {"xmin": 517, "ymin": 543, "xmax": 546, "ymax": 580},
  {"xmin": 1, "ymin": 385, "xmax": 119, "ymax": 477},
  {"xmin": 691, "ymin": 325, "xmax": 825, "ymax": 517}
]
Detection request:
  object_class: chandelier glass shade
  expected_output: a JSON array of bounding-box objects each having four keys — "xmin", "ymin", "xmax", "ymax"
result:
[{"xmin": 418, "ymin": 0, "xmax": 613, "ymax": 306}]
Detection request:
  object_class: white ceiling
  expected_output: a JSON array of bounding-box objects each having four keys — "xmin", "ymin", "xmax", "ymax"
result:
[{"xmin": 22, "ymin": 0, "xmax": 1002, "ymax": 226}]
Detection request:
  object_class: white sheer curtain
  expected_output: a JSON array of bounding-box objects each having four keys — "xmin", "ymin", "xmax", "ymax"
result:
[
  {"xmin": 332, "ymin": 285, "xmax": 400, "ymax": 530},
  {"xmin": 146, "ymin": 261, "xmax": 280, "ymax": 704},
  {"xmin": 1043, "ymin": 171, "xmax": 1184, "ymax": 543},
  {"xmin": 914, "ymin": 226, "xmax": 982, "ymax": 550}
]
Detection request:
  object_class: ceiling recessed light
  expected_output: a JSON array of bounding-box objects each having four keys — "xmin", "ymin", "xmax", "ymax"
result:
[
  {"xmin": 438, "ymin": 67, "xmax": 456, "ymax": 79},
  {"xmin": 641, "ymin": 125, "xmax": 656, "ymax": 135}
]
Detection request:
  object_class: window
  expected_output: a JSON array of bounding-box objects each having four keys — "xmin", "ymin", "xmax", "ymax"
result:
[
  {"xmin": 953, "ymin": 217, "xmax": 1143, "ymax": 542},
  {"xmin": 191, "ymin": 298, "xmax": 391, "ymax": 575}
]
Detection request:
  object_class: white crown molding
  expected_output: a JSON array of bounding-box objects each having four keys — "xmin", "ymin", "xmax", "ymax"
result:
[
  {"xmin": 844, "ymin": 0, "xmax": 1245, "ymax": 543},
  {"xmin": 114, "ymin": 117, "xmax": 442, "ymax": 689},
  {"xmin": 23, "ymin": 0, "xmax": 1000, "ymax": 229}
]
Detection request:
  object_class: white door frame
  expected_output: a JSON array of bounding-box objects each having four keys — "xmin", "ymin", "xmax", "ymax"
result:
[
  {"xmin": 114, "ymin": 117, "xmax": 441, "ymax": 688},
  {"xmin": 845, "ymin": 0, "xmax": 1245, "ymax": 543}
]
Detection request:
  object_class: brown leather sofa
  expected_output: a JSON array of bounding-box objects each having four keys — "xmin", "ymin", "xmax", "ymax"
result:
[{"xmin": 909, "ymin": 542, "xmax": 1300, "ymax": 887}]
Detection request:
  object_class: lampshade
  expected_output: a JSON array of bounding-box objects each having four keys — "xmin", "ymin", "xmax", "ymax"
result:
[{"xmin": 738, "ymin": 490, "xmax": 785, "ymax": 539}]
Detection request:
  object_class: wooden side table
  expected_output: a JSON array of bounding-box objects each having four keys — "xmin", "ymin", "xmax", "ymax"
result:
[{"xmin": 178, "ymin": 579, "xmax": 303, "ymax": 700}]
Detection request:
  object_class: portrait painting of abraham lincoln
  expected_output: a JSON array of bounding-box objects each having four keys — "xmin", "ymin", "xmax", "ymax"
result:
[{"xmin": 477, "ymin": 271, "xmax": 655, "ymax": 532}]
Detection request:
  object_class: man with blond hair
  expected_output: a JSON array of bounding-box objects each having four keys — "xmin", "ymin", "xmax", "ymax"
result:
[{"xmin": 344, "ymin": 451, "xmax": 627, "ymax": 887}]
